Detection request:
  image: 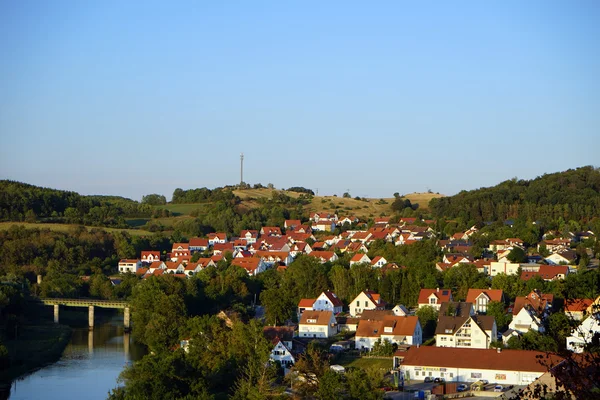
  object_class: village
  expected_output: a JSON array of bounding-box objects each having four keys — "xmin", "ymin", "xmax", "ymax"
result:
[{"xmin": 117, "ymin": 211, "xmax": 600, "ymax": 398}]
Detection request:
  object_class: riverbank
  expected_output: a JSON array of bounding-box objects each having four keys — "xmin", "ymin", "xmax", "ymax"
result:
[{"xmin": 0, "ymin": 322, "xmax": 71, "ymax": 385}]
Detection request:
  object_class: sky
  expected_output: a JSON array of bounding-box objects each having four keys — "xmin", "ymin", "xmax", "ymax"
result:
[{"xmin": 1, "ymin": 1, "xmax": 599, "ymax": 201}]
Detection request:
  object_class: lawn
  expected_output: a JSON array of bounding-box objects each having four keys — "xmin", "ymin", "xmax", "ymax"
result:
[
  {"xmin": 335, "ymin": 353, "xmax": 393, "ymax": 370},
  {"xmin": 0, "ymin": 222, "xmax": 153, "ymax": 236}
]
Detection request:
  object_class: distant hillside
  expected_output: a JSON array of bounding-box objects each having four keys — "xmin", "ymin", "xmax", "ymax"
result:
[
  {"xmin": 0, "ymin": 180, "xmax": 153, "ymax": 227},
  {"xmin": 429, "ymin": 166, "xmax": 600, "ymax": 224}
]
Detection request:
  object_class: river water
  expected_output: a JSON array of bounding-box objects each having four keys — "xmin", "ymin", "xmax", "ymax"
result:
[{"xmin": 9, "ymin": 316, "xmax": 146, "ymax": 400}]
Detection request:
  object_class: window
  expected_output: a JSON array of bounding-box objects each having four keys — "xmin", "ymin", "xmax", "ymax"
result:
[
  {"xmin": 430, "ymin": 298, "xmax": 436, "ymax": 304},
  {"xmin": 356, "ymin": 301, "xmax": 360, "ymax": 307},
  {"xmin": 365, "ymin": 301, "xmax": 368, "ymax": 307}
]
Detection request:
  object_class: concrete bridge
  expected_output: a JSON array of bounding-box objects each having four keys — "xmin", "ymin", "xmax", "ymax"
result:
[{"xmin": 40, "ymin": 298, "xmax": 131, "ymax": 330}]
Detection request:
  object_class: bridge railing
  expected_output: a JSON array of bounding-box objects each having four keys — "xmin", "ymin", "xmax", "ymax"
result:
[{"xmin": 39, "ymin": 298, "xmax": 129, "ymax": 308}]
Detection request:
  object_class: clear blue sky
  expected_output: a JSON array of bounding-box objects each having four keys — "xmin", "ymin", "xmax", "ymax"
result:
[{"xmin": 1, "ymin": 1, "xmax": 598, "ymax": 200}]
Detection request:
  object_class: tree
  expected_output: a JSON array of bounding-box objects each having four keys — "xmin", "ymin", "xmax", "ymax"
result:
[
  {"xmin": 416, "ymin": 306, "xmax": 438, "ymax": 338},
  {"xmin": 141, "ymin": 194, "xmax": 167, "ymax": 205},
  {"xmin": 260, "ymin": 284, "xmax": 295, "ymax": 325},
  {"xmin": 487, "ymin": 301, "xmax": 511, "ymax": 331},
  {"xmin": 507, "ymin": 246, "xmax": 527, "ymax": 263}
]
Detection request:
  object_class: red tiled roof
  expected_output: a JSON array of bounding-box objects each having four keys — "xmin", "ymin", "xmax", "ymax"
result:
[
  {"xmin": 466, "ymin": 289, "xmax": 504, "ymax": 303},
  {"xmin": 322, "ymin": 291, "xmax": 343, "ymax": 307},
  {"xmin": 189, "ymin": 238, "xmax": 209, "ymax": 247},
  {"xmin": 564, "ymin": 298, "xmax": 594, "ymax": 312},
  {"xmin": 418, "ymin": 288, "xmax": 452, "ymax": 304},
  {"xmin": 298, "ymin": 298, "xmax": 316, "ymax": 308},
  {"xmin": 299, "ymin": 310, "xmax": 333, "ymax": 325},
  {"xmin": 400, "ymin": 346, "xmax": 563, "ymax": 373}
]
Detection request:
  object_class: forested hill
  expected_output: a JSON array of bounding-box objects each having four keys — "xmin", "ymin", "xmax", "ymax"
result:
[
  {"xmin": 429, "ymin": 166, "xmax": 600, "ymax": 225},
  {"xmin": 0, "ymin": 180, "xmax": 154, "ymax": 227}
]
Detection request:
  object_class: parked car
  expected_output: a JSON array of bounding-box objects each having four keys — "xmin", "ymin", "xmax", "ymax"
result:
[
  {"xmin": 494, "ymin": 385, "xmax": 504, "ymax": 392},
  {"xmin": 424, "ymin": 377, "xmax": 432, "ymax": 383},
  {"xmin": 481, "ymin": 379, "xmax": 489, "ymax": 385},
  {"xmin": 457, "ymin": 384, "xmax": 468, "ymax": 392},
  {"xmin": 434, "ymin": 377, "xmax": 445, "ymax": 383}
]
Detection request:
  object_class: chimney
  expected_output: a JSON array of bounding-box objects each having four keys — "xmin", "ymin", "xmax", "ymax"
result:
[
  {"xmin": 497, "ymin": 348, "xmax": 502, "ymax": 353},
  {"xmin": 436, "ymin": 287, "xmax": 440, "ymax": 292}
]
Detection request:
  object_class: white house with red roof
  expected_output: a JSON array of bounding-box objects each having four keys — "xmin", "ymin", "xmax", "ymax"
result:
[
  {"xmin": 269, "ymin": 339, "xmax": 295, "ymax": 372},
  {"xmin": 418, "ymin": 288, "xmax": 453, "ymax": 310},
  {"xmin": 356, "ymin": 315, "xmax": 422, "ymax": 351},
  {"xmin": 371, "ymin": 256, "xmax": 388, "ymax": 268},
  {"xmin": 349, "ymin": 253, "xmax": 371, "ymax": 267},
  {"xmin": 148, "ymin": 261, "xmax": 166, "ymax": 274},
  {"xmin": 165, "ymin": 261, "xmax": 185, "ymax": 274},
  {"xmin": 207, "ymin": 232, "xmax": 228, "ymax": 245},
  {"xmin": 313, "ymin": 291, "xmax": 344, "ymax": 314},
  {"xmin": 465, "ymin": 289, "xmax": 504, "ymax": 314},
  {"xmin": 170, "ymin": 243, "xmax": 189, "ymax": 261},
  {"xmin": 189, "ymin": 238, "xmax": 209, "ymax": 253},
  {"xmin": 118, "ymin": 259, "xmax": 142, "ymax": 274},
  {"xmin": 299, "ymin": 310, "xmax": 337, "ymax": 338},
  {"xmin": 240, "ymin": 230, "xmax": 259, "ymax": 244},
  {"xmin": 140, "ymin": 251, "xmax": 160, "ymax": 264},
  {"xmin": 350, "ymin": 290, "xmax": 386, "ymax": 317},
  {"xmin": 284, "ymin": 220, "xmax": 302, "ymax": 230},
  {"xmin": 231, "ymin": 258, "xmax": 266, "ymax": 276},
  {"xmin": 306, "ymin": 251, "xmax": 338, "ymax": 264},
  {"xmin": 260, "ymin": 226, "xmax": 282, "ymax": 236}
]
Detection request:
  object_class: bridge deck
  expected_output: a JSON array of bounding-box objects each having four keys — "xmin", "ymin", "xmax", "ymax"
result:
[{"xmin": 40, "ymin": 298, "xmax": 128, "ymax": 309}]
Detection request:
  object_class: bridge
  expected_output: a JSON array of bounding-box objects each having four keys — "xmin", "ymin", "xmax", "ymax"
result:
[{"xmin": 39, "ymin": 298, "xmax": 131, "ymax": 330}]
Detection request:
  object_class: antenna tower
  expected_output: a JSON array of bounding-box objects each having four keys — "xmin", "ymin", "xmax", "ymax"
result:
[{"xmin": 240, "ymin": 153, "xmax": 244, "ymax": 185}]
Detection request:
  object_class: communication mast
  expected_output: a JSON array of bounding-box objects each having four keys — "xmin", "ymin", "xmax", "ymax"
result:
[{"xmin": 240, "ymin": 153, "xmax": 244, "ymax": 185}]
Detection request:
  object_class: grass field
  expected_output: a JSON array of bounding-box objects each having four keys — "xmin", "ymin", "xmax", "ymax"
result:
[
  {"xmin": 166, "ymin": 188, "xmax": 445, "ymax": 220},
  {"xmin": 335, "ymin": 354, "xmax": 393, "ymax": 370},
  {"xmin": 0, "ymin": 222, "xmax": 154, "ymax": 236}
]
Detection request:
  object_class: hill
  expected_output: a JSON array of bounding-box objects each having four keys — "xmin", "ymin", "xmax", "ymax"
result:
[{"xmin": 429, "ymin": 166, "xmax": 600, "ymax": 224}]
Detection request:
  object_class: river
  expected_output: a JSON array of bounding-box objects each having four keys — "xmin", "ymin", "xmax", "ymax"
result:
[{"xmin": 9, "ymin": 315, "xmax": 146, "ymax": 400}]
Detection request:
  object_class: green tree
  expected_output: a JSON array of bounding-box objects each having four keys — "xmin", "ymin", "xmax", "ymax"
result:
[
  {"xmin": 486, "ymin": 301, "xmax": 511, "ymax": 331},
  {"xmin": 416, "ymin": 306, "xmax": 438, "ymax": 338},
  {"xmin": 507, "ymin": 246, "xmax": 527, "ymax": 263}
]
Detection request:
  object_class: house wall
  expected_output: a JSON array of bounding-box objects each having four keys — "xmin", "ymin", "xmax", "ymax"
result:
[
  {"xmin": 401, "ymin": 365, "xmax": 543, "ymax": 385},
  {"xmin": 355, "ymin": 336, "xmax": 380, "ymax": 350},
  {"xmin": 490, "ymin": 262, "xmax": 520, "ymax": 276},
  {"xmin": 271, "ymin": 342, "xmax": 295, "ymax": 368},
  {"xmin": 313, "ymin": 294, "xmax": 343, "ymax": 314},
  {"xmin": 350, "ymin": 292, "xmax": 376, "ymax": 317},
  {"xmin": 509, "ymin": 308, "xmax": 543, "ymax": 333},
  {"xmin": 119, "ymin": 262, "xmax": 140, "ymax": 273}
]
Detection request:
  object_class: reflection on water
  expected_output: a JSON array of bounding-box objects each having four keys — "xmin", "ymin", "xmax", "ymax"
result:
[{"xmin": 9, "ymin": 316, "xmax": 146, "ymax": 400}]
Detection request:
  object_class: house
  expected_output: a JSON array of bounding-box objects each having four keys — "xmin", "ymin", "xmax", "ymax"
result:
[
  {"xmin": 171, "ymin": 243, "xmax": 190, "ymax": 261},
  {"xmin": 165, "ymin": 261, "xmax": 185, "ymax": 274},
  {"xmin": 349, "ymin": 290, "xmax": 386, "ymax": 317},
  {"xmin": 566, "ymin": 313, "xmax": 600, "ymax": 353},
  {"xmin": 520, "ymin": 265, "xmax": 569, "ymax": 281},
  {"xmin": 239, "ymin": 230, "xmax": 259, "ymax": 244},
  {"xmin": 311, "ymin": 221, "xmax": 336, "ymax": 232},
  {"xmin": 184, "ymin": 258, "xmax": 216, "ymax": 276},
  {"xmin": 207, "ymin": 232, "xmax": 228, "ymax": 245},
  {"xmin": 564, "ymin": 298, "xmax": 597, "ymax": 321},
  {"xmin": 253, "ymin": 251, "xmax": 294, "ymax": 267},
  {"xmin": 298, "ymin": 298, "xmax": 316, "ymax": 317},
  {"xmin": 213, "ymin": 242, "xmax": 234, "ymax": 255},
  {"xmin": 350, "ymin": 231, "xmax": 372, "ymax": 243},
  {"xmin": 502, "ymin": 328, "xmax": 521, "ymax": 345},
  {"xmin": 289, "ymin": 241, "xmax": 312, "ymax": 257},
  {"xmin": 118, "ymin": 259, "xmax": 142, "ymax": 274},
  {"xmin": 396, "ymin": 347, "xmax": 563, "ymax": 385},
  {"xmin": 371, "ymin": 256, "xmax": 388, "ymax": 268},
  {"xmin": 393, "ymin": 305, "xmax": 410, "ymax": 316},
  {"xmin": 231, "ymin": 258, "xmax": 267, "ymax": 276},
  {"xmin": 310, "ymin": 212, "xmax": 338, "ymax": 223},
  {"xmin": 355, "ymin": 315, "xmax": 422, "ymax": 351},
  {"xmin": 140, "ymin": 251, "xmax": 161, "ymax": 264},
  {"xmin": 189, "ymin": 238, "xmax": 210, "ymax": 253},
  {"xmin": 489, "ymin": 261, "xmax": 521, "ymax": 277},
  {"xmin": 489, "ymin": 238, "xmax": 524, "ymax": 252},
  {"xmin": 417, "ymin": 288, "xmax": 453, "ymax": 310},
  {"xmin": 539, "ymin": 238, "xmax": 571, "ymax": 253},
  {"xmin": 465, "ymin": 289, "xmax": 504, "ymax": 314},
  {"xmin": 261, "ymin": 227, "xmax": 282, "ymax": 236},
  {"xmin": 442, "ymin": 253, "xmax": 474, "ymax": 265},
  {"xmin": 269, "ymin": 339, "xmax": 295, "ymax": 371},
  {"xmin": 349, "ymin": 253, "xmax": 371, "ymax": 266},
  {"xmin": 284, "ymin": 220, "xmax": 302, "ymax": 230},
  {"xmin": 148, "ymin": 261, "xmax": 166, "ymax": 273},
  {"xmin": 509, "ymin": 290, "xmax": 553, "ymax": 333},
  {"xmin": 545, "ymin": 249, "xmax": 577, "ymax": 265},
  {"xmin": 313, "ymin": 291, "xmax": 344, "ymax": 314},
  {"xmin": 306, "ymin": 251, "xmax": 339, "ymax": 264},
  {"xmin": 298, "ymin": 310, "xmax": 337, "ymax": 338},
  {"xmin": 435, "ymin": 302, "xmax": 497, "ymax": 349}
]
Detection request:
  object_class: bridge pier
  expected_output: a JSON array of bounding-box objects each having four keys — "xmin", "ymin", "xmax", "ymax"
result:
[
  {"xmin": 88, "ymin": 305, "xmax": 94, "ymax": 329},
  {"xmin": 54, "ymin": 304, "xmax": 59, "ymax": 324},
  {"xmin": 124, "ymin": 307, "xmax": 131, "ymax": 331}
]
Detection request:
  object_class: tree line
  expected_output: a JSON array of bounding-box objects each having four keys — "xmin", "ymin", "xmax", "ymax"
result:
[
  {"xmin": 429, "ymin": 166, "xmax": 600, "ymax": 226},
  {"xmin": 0, "ymin": 180, "xmax": 154, "ymax": 228}
]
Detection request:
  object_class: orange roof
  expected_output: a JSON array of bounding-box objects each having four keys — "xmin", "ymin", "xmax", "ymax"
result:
[
  {"xmin": 418, "ymin": 288, "xmax": 452, "ymax": 304},
  {"xmin": 299, "ymin": 310, "xmax": 333, "ymax": 325},
  {"xmin": 298, "ymin": 298, "xmax": 316, "ymax": 308},
  {"xmin": 400, "ymin": 347, "xmax": 563, "ymax": 373},
  {"xmin": 564, "ymin": 298, "xmax": 594, "ymax": 312},
  {"xmin": 466, "ymin": 289, "xmax": 504, "ymax": 303}
]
